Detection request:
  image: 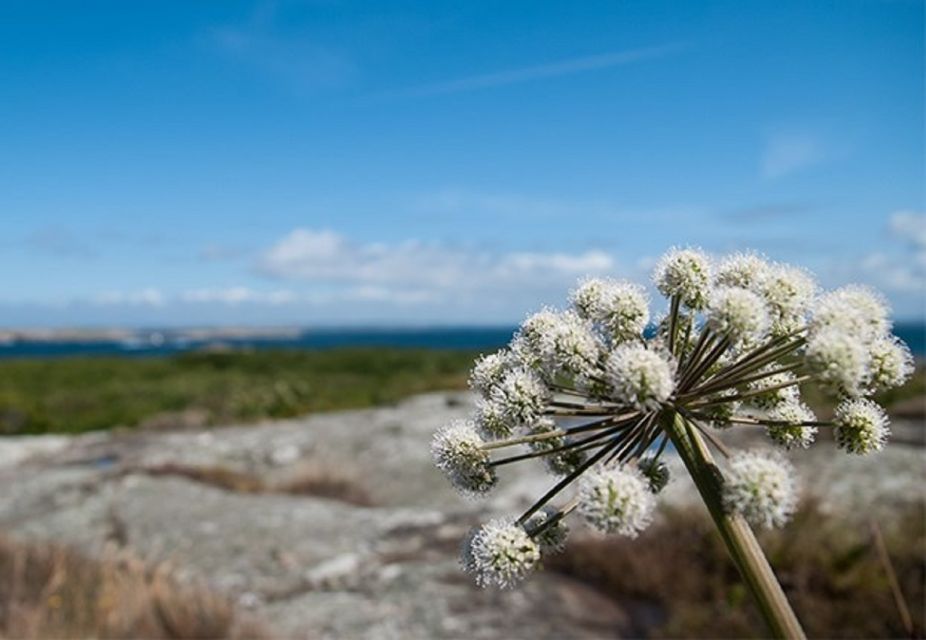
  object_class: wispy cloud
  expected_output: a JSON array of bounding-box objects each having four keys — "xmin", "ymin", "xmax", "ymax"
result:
[
  {"xmin": 249, "ymin": 227, "xmax": 624, "ymax": 318},
  {"xmin": 256, "ymin": 228, "xmax": 615, "ymax": 293},
  {"xmin": 391, "ymin": 43, "xmax": 686, "ymax": 97},
  {"xmin": 862, "ymin": 210, "xmax": 926, "ymax": 295},
  {"xmin": 821, "ymin": 210, "xmax": 926, "ymax": 318},
  {"xmin": 760, "ymin": 132, "xmax": 826, "ymax": 180}
]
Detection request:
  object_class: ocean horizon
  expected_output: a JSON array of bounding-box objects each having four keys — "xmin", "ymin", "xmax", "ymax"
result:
[{"xmin": 1, "ymin": 323, "xmax": 924, "ymax": 359}]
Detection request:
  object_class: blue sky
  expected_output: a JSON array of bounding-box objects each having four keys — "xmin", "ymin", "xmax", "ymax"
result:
[{"xmin": 1, "ymin": 0, "xmax": 923, "ymax": 326}]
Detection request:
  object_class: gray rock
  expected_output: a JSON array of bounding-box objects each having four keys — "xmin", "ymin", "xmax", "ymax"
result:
[{"xmin": 0, "ymin": 391, "xmax": 921, "ymax": 638}]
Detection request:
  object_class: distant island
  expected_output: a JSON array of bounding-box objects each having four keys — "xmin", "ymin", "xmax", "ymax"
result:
[{"xmin": 0, "ymin": 323, "xmax": 922, "ymax": 358}]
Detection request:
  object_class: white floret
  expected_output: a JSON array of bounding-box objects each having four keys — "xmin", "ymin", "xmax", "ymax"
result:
[
  {"xmin": 760, "ymin": 263, "xmax": 817, "ymax": 320},
  {"xmin": 833, "ymin": 398, "xmax": 891, "ymax": 455},
  {"xmin": 490, "ymin": 368, "xmax": 550, "ymax": 427},
  {"xmin": 474, "ymin": 397, "xmax": 514, "ymax": 439},
  {"xmin": 577, "ymin": 466, "xmax": 655, "ymax": 537},
  {"xmin": 653, "ymin": 247, "xmax": 713, "ymax": 309},
  {"xmin": 765, "ymin": 402, "xmax": 817, "ymax": 449},
  {"xmin": 469, "ymin": 351, "xmax": 513, "ymax": 396},
  {"xmin": 745, "ymin": 369, "xmax": 800, "ymax": 410},
  {"xmin": 722, "ymin": 450, "xmax": 798, "ymax": 529},
  {"xmin": 431, "ymin": 420, "xmax": 497, "ymax": 496},
  {"xmin": 543, "ymin": 310, "xmax": 603, "ymax": 378},
  {"xmin": 706, "ymin": 286, "xmax": 770, "ymax": 342},
  {"xmin": 804, "ymin": 328, "xmax": 870, "ymax": 397},
  {"xmin": 463, "ymin": 519, "xmax": 541, "ymax": 588},
  {"xmin": 571, "ymin": 278, "xmax": 650, "ymax": 342},
  {"xmin": 605, "ymin": 344, "xmax": 676, "ymax": 410},
  {"xmin": 867, "ymin": 335, "xmax": 914, "ymax": 393},
  {"xmin": 811, "ymin": 285, "xmax": 891, "ymax": 343},
  {"xmin": 715, "ymin": 252, "xmax": 771, "ymax": 290}
]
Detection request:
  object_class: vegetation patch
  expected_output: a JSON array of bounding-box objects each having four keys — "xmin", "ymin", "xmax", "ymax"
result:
[
  {"xmin": 546, "ymin": 501, "xmax": 925, "ymax": 638},
  {"xmin": 0, "ymin": 348, "xmax": 475, "ymax": 434}
]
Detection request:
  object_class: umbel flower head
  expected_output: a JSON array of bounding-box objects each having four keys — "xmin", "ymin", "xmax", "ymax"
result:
[
  {"xmin": 578, "ymin": 466, "xmax": 655, "ymax": 537},
  {"xmin": 834, "ymin": 398, "xmax": 891, "ymax": 455},
  {"xmin": 431, "ymin": 420, "xmax": 497, "ymax": 496},
  {"xmin": 462, "ymin": 519, "xmax": 541, "ymax": 588},
  {"xmin": 722, "ymin": 450, "xmax": 798, "ymax": 529},
  {"xmin": 431, "ymin": 246, "xmax": 913, "ymax": 588}
]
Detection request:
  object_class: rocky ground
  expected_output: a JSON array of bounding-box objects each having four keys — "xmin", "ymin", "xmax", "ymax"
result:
[{"xmin": 0, "ymin": 392, "xmax": 922, "ymax": 639}]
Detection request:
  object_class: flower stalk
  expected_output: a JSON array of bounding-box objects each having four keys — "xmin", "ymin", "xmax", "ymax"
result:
[{"xmin": 664, "ymin": 411, "xmax": 806, "ymax": 639}]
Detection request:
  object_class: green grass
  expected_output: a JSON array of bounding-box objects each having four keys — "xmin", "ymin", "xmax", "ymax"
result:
[
  {"xmin": 0, "ymin": 349, "xmax": 475, "ymax": 435},
  {"xmin": 0, "ymin": 349, "xmax": 921, "ymax": 436}
]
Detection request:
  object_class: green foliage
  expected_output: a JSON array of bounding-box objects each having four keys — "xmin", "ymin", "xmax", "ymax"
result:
[{"xmin": 0, "ymin": 348, "xmax": 475, "ymax": 434}]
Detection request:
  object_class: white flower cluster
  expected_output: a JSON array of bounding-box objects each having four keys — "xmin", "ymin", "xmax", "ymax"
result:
[
  {"xmin": 703, "ymin": 252, "xmax": 816, "ymax": 344},
  {"xmin": 572, "ymin": 278, "xmax": 650, "ymax": 342},
  {"xmin": 766, "ymin": 402, "xmax": 817, "ymax": 450},
  {"xmin": 722, "ymin": 450, "xmax": 798, "ymax": 529},
  {"xmin": 745, "ymin": 369, "xmax": 800, "ymax": 410},
  {"xmin": 432, "ymin": 245, "xmax": 915, "ymax": 589},
  {"xmin": 654, "ymin": 247, "xmax": 713, "ymax": 309},
  {"xmin": 431, "ymin": 420, "xmax": 497, "ymax": 496},
  {"xmin": 606, "ymin": 343, "xmax": 676, "ymax": 410},
  {"xmin": 706, "ymin": 286, "xmax": 769, "ymax": 343},
  {"xmin": 806, "ymin": 285, "xmax": 912, "ymax": 398},
  {"xmin": 462, "ymin": 519, "xmax": 541, "ymax": 588},
  {"xmin": 715, "ymin": 252, "xmax": 771, "ymax": 289},
  {"xmin": 491, "ymin": 368, "xmax": 550, "ymax": 428},
  {"xmin": 833, "ymin": 398, "xmax": 890, "ymax": 455},
  {"xmin": 577, "ymin": 466, "xmax": 655, "ymax": 537}
]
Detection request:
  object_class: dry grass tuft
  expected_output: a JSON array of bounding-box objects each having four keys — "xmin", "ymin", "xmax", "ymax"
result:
[
  {"xmin": 545, "ymin": 500, "xmax": 925, "ymax": 638},
  {"xmin": 134, "ymin": 461, "xmax": 374, "ymax": 506},
  {"xmin": 0, "ymin": 535, "xmax": 268, "ymax": 639},
  {"xmin": 137, "ymin": 463, "xmax": 266, "ymax": 494},
  {"xmin": 271, "ymin": 462, "xmax": 374, "ymax": 506}
]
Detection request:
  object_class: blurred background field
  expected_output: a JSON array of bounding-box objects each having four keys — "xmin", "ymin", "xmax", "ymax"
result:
[{"xmin": 0, "ymin": 333, "xmax": 923, "ymax": 637}]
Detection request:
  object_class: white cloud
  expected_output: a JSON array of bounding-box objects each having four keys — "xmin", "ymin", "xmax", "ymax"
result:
[
  {"xmin": 761, "ymin": 132, "xmax": 825, "ymax": 179},
  {"xmin": 257, "ymin": 228, "xmax": 616, "ymax": 298},
  {"xmin": 827, "ymin": 210, "xmax": 926, "ymax": 318}
]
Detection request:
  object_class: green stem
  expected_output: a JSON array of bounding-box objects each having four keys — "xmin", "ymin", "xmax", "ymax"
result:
[{"xmin": 663, "ymin": 411, "xmax": 806, "ymax": 639}]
